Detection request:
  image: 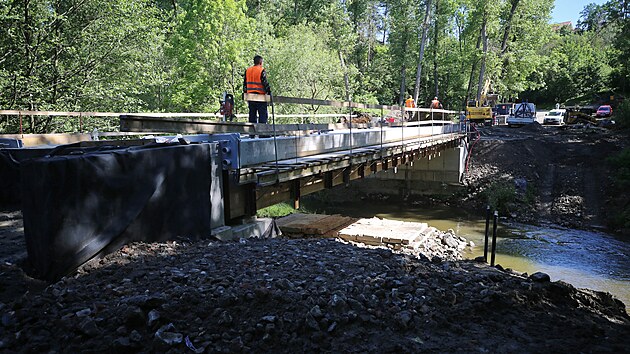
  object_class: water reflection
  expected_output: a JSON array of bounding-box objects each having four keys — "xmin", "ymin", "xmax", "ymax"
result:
[{"xmin": 301, "ymin": 199, "xmax": 630, "ymax": 308}]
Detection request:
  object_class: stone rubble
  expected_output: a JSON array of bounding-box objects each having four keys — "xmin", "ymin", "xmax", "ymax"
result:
[{"xmin": 0, "ymin": 237, "xmax": 627, "ymax": 353}]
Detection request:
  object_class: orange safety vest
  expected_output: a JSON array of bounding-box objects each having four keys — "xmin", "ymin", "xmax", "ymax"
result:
[
  {"xmin": 245, "ymin": 65, "xmax": 266, "ymax": 94},
  {"xmin": 431, "ymin": 99, "xmax": 440, "ymax": 109},
  {"xmin": 405, "ymin": 98, "xmax": 415, "ymax": 108}
]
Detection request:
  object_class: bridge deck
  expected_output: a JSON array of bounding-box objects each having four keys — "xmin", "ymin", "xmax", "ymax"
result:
[{"xmin": 238, "ymin": 132, "xmax": 464, "ymax": 186}]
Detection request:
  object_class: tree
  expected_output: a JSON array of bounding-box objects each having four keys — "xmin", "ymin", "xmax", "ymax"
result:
[
  {"xmin": 0, "ymin": 0, "xmax": 165, "ymax": 132},
  {"xmin": 166, "ymin": 0, "xmax": 253, "ymax": 112},
  {"xmin": 413, "ymin": 0, "xmax": 433, "ymax": 105}
]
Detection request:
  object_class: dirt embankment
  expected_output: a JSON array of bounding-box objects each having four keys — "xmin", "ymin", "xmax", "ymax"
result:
[
  {"xmin": 462, "ymin": 124, "xmax": 629, "ymax": 233},
  {"xmin": 0, "ymin": 237, "xmax": 628, "ymax": 353}
]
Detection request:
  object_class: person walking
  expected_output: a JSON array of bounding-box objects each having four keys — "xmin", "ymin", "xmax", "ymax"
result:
[{"xmin": 243, "ymin": 55, "xmax": 272, "ymax": 124}]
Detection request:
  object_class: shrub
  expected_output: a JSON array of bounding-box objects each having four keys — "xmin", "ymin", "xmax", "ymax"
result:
[
  {"xmin": 614, "ymin": 100, "xmax": 630, "ymax": 128},
  {"xmin": 607, "ymin": 148, "xmax": 630, "ymax": 230},
  {"xmin": 483, "ymin": 181, "xmax": 517, "ymax": 215}
]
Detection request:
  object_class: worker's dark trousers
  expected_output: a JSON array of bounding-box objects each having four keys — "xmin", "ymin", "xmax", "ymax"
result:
[{"xmin": 248, "ymin": 101, "xmax": 268, "ymax": 124}]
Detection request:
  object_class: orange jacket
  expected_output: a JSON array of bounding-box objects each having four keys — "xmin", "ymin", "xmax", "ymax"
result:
[
  {"xmin": 245, "ymin": 65, "xmax": 267, "ymax": 94},
  {"xmin": 431, "ymin": 99, "xmax": 441, "ymax": 109},
  {"xmin": 405, "ymin": 98, "xmax": 415, "ymax": 108}
]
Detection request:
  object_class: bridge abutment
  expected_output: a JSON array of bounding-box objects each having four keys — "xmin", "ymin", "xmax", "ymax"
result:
[{"xmin": 371, "ymin": 146, "xmax": 466, "ymax": 195}]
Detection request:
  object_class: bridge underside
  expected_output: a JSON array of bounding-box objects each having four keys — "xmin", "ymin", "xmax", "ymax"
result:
[{"xmin": 225, "ymin": 132, "xmax": 464, "ymax": 220}]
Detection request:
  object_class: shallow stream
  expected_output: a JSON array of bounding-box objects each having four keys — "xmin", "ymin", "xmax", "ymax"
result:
[{"xmin": 301, "ymin": 199, "xmax": 630, "ymax": 308}]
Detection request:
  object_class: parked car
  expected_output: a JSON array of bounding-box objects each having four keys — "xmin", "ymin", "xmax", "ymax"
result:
[
  {"xmin": 543, "ymin": 109, "xmax": 566, "ymax": 125},
  {"xmin": 596, "ymin": 105, "xmax": 613, "ymax": 118}
]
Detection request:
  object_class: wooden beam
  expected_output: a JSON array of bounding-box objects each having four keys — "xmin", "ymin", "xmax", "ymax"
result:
[{"xmin": 120, "ymin": 115, "xmax": 370, "ymax": 134}]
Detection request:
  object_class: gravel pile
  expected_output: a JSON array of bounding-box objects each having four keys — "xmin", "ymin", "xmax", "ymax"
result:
[{"xmin": 1, "ymin": 237, "xmax": 628, "ymax": 353}]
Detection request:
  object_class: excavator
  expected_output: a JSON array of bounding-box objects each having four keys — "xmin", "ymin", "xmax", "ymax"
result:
[{"xmin": 466, "ymin": 79, "xmax": 499, "ymax": 125}]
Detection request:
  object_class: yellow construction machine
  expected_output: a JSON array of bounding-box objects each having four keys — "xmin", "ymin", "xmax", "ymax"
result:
[{"xmin": 466, "ymin": 79, "xmax": 499, "ymax": 125}]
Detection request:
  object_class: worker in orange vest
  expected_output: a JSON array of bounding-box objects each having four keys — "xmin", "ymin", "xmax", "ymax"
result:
[
  {"xmin": 243, "ymin": 55, "xmax": 272, "ymax": 124},
  {"xmin": 404, "ymin": 94, "xmax": 415, "ymax": 121},
  {"xmin": 431, "ymin": 97, "xmax": 443, "ymax": 109}
]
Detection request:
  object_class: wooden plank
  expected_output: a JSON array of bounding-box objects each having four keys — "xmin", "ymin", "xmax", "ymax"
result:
[
  {"xmin": 0, "ymin": 110, "xmax": 120, "ymax": 117},
  {"xmin": 120, "ymin": 115, "xmax": 370, "ymax": 134},
  {"xmin": 0, "ymin": 133, "xmax": 91, "ymax": 147},
  {"xmin": 276, "ymin": 214, "xmax": 358, "ymax": 236}
]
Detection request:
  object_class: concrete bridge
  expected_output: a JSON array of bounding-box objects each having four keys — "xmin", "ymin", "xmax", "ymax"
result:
[{"xmin": 0, "ymin": 98, "xmax": 467, "ymax": 279}]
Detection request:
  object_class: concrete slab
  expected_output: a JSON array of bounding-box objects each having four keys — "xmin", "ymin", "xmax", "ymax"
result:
[
  {"xmin": 210, "ymin": 226, "xmax": 233, "ymax": 241},
  {"xmin": 339, "ymin": 217, "xmax": 428, "ymax": 245},
  {"xmin": 231, "ymin": 217, "xmax": 277, "ymax": 239}
]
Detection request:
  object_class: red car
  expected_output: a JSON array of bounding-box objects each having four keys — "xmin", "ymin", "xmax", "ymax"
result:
[{"xmin": 596, "ymin": 105, "xmax": 613, "ymax": 118}]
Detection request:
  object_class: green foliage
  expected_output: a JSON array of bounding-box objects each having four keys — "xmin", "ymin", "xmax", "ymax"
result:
[
  {"xmin": 607, "ymin": 148, "xmax": 630, "ymax": 189},
  {"xmin": 613, "ymin": 100, "xmax": 630, "ymax": 128},
  {"xmin": 482, "ymin": 181, "xmax": 517, "ymax": 215},
  {"xmin": 265, "ymin": 24, "xmax": 344, "ymax": 102},
  {"xmin": 166, "ymin": 0, "xmax": 252, "ymax": 112},
  {"xmin": 256, "ymin": 202, "xmax": 297, "ymax": 218},
  {"xmin": 607, "ymin": 148, "xmax": 630, "ymax": 230},
  {"xmin": 0, "ymin": 0, "xmax": 628, "ymax": 135}
]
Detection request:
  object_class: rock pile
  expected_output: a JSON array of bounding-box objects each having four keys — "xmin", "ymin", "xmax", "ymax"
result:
[
  {"xmin": 0, "ymin": 238, "xmax": 628, "ymax": 353},
  {"xmin": 278, "ymin": 215, "xmax": 470, "ymax": 262}
]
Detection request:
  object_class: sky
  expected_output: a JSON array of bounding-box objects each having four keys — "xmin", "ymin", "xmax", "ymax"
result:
[{"xmin": 550, "ymin": 0, "xmax": 609, "ymax": 25}]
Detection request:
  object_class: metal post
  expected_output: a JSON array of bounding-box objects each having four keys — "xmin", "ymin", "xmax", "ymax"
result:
[
  {"xmin": 19, "ymin": 111, "xmax": 23, "ymax": 137},
  {"xmin": 292, "ymin": 179, "xmax": 300, "ymax": 210},
  {"xmin": 490, "ymin": 210, "xmax": 498, "ymax": 266},
  {"xmin": 483, "ymin": 205, "xmax": 490, "ymax": 262},
  {"xmin": 349, "ymin": 104, "xmax": 353, "ymax": 155},
  {"xmin": 79, "ymin": 112, "xmax": 83, "ymax": 133}
]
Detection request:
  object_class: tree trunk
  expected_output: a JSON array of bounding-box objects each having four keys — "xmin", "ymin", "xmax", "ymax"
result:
[
  {"xmin": 399, "ymin": 36, "xmax": 408, "ymax": 105},
  {"xmin": 413, "ymin": 0, "xmax": 433, "ymax": 105},
  {"xmin": 399, "ymin": 64, "xmax": 406, "ymax": 105},
  {"xmin": 499, "ymin": 0, "xmax": 520, "ymax": 81},
  {"xmin": 476, "ymin": 18, "xmax": 488, "ymax": 102},
  {"xmin": 432, "ymin": 0, "xmax": 439, "ymax": 98},
  {"xmin": 464, "ymin": 31, "xmax": 482, "ymax": 108},
  {"xmin": 500, "ymin": 0, "xmax": 520, "ymax": 55},
  {"xmin": 339, "ymin": 51, "xmax": 351, "ymax": 102},
  {"xmin": 381, "ymin": 4, "xmax": 388, "ymax": 45}
]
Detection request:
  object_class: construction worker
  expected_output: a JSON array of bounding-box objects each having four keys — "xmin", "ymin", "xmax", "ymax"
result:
[
  {"xmin": 431, "ymin": 96, "xmax": 443, "ymax": 109},
  {"xmin": 243, "ymin": 55, "xmax": 272, "ymax": 124},
  {"xmin": 404, "ymin": 94, "xmax": 416, "ymax": 121}
]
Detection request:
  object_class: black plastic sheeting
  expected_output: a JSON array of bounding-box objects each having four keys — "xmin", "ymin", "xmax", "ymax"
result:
[
  {"xmin": 21, "ymin": 143, "xmax": 212, "ymax": 281},
  {"xmin": 0, "ymin": 151, "xmax": 21, "ymax": 206}
]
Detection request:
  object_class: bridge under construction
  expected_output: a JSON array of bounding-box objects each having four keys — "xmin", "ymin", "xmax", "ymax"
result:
[{"xmin": 0, "ymin": 95, "xmax": 467, "ymax": 280}]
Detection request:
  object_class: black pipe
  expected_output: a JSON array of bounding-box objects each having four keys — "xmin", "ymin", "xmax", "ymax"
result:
[
  {"xmin": 490, "ymin": 210, "xmax": 498, "ymax": 266},
  {"xmin": 483, "ymin": 205, "xmax": 490, "ymax": 262}
]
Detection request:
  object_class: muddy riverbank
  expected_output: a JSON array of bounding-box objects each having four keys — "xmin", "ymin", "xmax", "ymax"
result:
[{"xmin": 462, "ymin": 124, "xmax": 629, "ymax": 234}]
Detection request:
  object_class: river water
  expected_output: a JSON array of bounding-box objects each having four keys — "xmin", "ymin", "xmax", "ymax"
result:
[{"xmin": 301, "ymin": 200, "xmax": 630, "ymax": 308}]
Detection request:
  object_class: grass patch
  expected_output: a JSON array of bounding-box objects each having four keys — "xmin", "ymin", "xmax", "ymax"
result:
[{"xmin": 256, "ymin": 203, "xmax": 297, "ymax": 218}]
